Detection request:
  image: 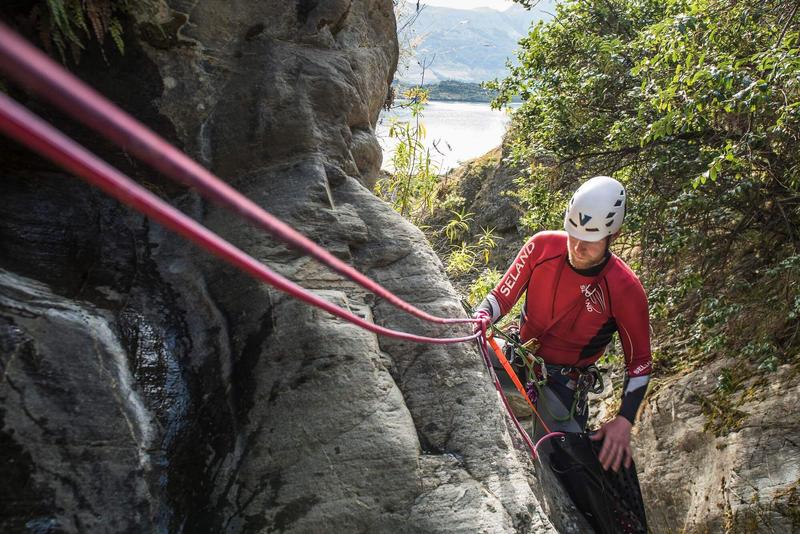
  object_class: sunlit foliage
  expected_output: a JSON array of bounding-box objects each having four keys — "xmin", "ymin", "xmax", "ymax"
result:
[
  {"xmin": 375, "ymin": 87, "xmax": 441, "ymax": 222},
  {"xmin": 488, "ymin": 0, "xmax": 800, "ymax": 369}
]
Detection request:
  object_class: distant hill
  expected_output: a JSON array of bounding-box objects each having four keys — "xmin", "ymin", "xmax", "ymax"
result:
[
  {"xmin": 394, "ymin": 80, "xmax": 498, "ymax": 102},
  {"xmin": 396, "ymin": 2, "xmax": 555, "ymax": 84}
]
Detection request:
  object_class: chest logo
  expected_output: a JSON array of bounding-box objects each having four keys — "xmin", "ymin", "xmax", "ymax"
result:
[{"xmin": 580, "ymin": 283, "xmax": 606, "ymax": 314}]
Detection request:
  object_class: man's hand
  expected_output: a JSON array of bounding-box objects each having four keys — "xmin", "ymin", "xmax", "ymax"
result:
[
  {"xmin": 473, "ymin": 310, "xmax": 491, "ymax": 334},
  {"xmin": 590, "ymin": 416, "xmax": 632, "ymax": 471}
]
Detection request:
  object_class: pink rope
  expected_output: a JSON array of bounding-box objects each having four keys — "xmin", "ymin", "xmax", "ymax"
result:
[
  {"xmin": 0, "ymin": 92, "xmax": 479, "ymax": 345},
  {"xmin": 533, "ymin": 431, "xmax": 566, "ymax": 455},
  {"xmin": 0, "ymin": 26, "xmax": 570, "ymax": 469},
  {"xmin": 476, "ymin": 337, "xmax": 538, "ymax": 458},
  {"xmin": 0, "ymin": 22, "xmax": 474, "ymax": 328},
  {"xmin": 476, "ymin": 337, "xmax": 568, "ymax": 460}
]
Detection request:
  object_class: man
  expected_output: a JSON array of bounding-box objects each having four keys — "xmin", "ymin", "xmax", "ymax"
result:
[{"xmin": 474, "ymin": 176, "xmax": 651, "ymax": 472}]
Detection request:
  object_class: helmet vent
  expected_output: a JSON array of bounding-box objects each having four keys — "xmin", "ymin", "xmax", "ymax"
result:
[
  {"xmin": 614, "ymin": 199, "xmax": 623, "ymax": 207},
  {"xmin": 586, "ymin": 228, "xmax": 599, "ymax": 232},
  {"xmin": 606, "ymin": 212, "xmax": 615, "ymax": 218},
  {"xmin": 606, "ymin": 219, "xmax": 615, "ymax": 227},
  {"xmin": 568, "ymin": 218, "xmax": 578, "ymax": 227}
]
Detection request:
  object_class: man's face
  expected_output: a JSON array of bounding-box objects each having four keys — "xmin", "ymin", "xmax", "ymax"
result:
[{"xmin": 567, "ymin": 234, "xmax": 609, "ymax": 270}]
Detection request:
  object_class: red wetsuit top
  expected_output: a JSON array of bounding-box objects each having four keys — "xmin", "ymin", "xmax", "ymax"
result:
[{"xmin": 479, "ymin": 231, "xmax": 652, "ymax": 423}]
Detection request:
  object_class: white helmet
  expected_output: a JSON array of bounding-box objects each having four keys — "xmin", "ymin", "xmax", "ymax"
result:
[{"xmin": 564, "ymin": 176, "xmax": 626, "ymax": 242}]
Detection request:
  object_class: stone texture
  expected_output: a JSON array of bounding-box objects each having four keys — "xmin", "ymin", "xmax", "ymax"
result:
[
  {"xmin": 350, "ymin": 127, "xmax": 384, "ymax": 188},
  {"xmin": 0, "ymin": 1, "xmax": 564, "ymax": 532},
  {"xmin": 634, "ymin": 358, "xmax": 800, "ymax": 533},
  {"xmin": 0, "ymin": 269, "xmax": 157, "ymax": 533}
]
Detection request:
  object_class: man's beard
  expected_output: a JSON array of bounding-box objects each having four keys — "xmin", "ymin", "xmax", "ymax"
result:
[{"xmin": 568, "ymin": 238, "xmax": 610, "ymax": 269}]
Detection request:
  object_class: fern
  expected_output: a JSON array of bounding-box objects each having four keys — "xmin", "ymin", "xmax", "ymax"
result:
[
  {"xmin": 67, "ymin": 0, "xmax": 90, "ymax": 37},
  {"xmin": 45, "ymin": 0, "xmax": 70, "ymax": 35},
  {"xmin": 85, "ymin": 1, "xmax": 104, "ymax": 42},
  {"xmin": 19, "ymin": 0, "xmax": 155, "ymax": 62},
  {"xmin": 109, "ymin": 18, "xmax": 125, "ymax": 55}
]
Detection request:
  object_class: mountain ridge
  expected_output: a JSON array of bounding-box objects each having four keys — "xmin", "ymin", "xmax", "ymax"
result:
[{"xmin": 397, "ymin": 2, "xmax": 555, "ymax": 84}]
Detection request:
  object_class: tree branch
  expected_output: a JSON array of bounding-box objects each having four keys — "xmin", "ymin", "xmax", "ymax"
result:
[
  {"xmin": 776, "ymin": 1, "xmax": 799, "ymax": 50},
  {"xmin": 555, "ymin": 130, "xmax": 712, "ymax": 167}
]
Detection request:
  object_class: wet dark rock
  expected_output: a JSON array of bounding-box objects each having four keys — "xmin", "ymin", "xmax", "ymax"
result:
[
  {"xmin": 0, "ymin": 173, "xmax": 138, "ymax": 299},
  {"xmin": 0, "ymin": 271, "xmax": 158, "ymax": 532}
]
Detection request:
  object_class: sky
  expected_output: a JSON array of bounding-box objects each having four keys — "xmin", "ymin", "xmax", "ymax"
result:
[{"xmin": 420, "ymin": 0, "xmax": 516, "ymax": 10}]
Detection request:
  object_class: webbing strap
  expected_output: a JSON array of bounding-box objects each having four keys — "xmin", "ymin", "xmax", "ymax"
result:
[
  {"xmin": 486, "ymin": 334, "xmax": 552, "ymax": 435},
  {"xmin": 476, "ymin": 337, "xmax": 538, "ymax": 458}
]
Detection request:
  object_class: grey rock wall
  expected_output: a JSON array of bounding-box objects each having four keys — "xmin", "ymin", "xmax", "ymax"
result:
[
  {"xmin": 0, "ymin": 1, "xmax": 561, "ymax": 532},
  {"xmin": 635, "ymin": 358, "xmax": 800, "ymax": 533}
]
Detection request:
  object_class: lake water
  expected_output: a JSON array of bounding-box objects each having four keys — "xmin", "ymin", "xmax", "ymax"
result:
[{"xmin": 375, "ymin": 101, "xmax": 516, "ymax": 172}]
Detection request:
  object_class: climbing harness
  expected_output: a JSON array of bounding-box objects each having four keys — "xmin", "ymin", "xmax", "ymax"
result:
[
  {"xmin": 484, "ymin": 322, "xmax": 604, "ymax": 444},
  {"xmin": 527, "ymin": 361, "xmax": 604, "ymax": 423},
  {"xmin": 477, "ymin": 312, "xmax": 647, "ymax": 533},
  {"xmin": 464, "ymin": 302, "xmax": 569, "ymax": 457},
  {"xmin": 479, "ymin": 322, "xmax": 647, "ymax": 532},
  {"xmin": 495, "ymin": 325, "xmax": 605, "ymax": 424}
]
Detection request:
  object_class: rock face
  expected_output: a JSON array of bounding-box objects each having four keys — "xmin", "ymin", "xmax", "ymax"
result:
[
  {"xmin": 635, "ymin": 358, "xmax": 800, "ymax": 533},
  {"xmin": 0, "ymin": 1, "xmax": 563, "ymax": 532}
]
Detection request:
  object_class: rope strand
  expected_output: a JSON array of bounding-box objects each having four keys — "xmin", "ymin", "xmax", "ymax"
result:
[
  {"xmin": 0, "ymin": 93, "xmax": 478, "ymax": 345},
  {"xmin": 0, "ymin": 24, "xmax": 562, "ymax": 463},
  {"xmin": 0, "ymin": 21, "xmax": 475, "ymax": 328},
  {"xmin": 477, "ymin": 336, "xmax": 538, "ymax": 457}
]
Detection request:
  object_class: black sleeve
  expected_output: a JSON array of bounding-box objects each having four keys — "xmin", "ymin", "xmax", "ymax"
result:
[
  {"xmin": 476, "ymin": 293, "xmax": 502, "ymax": 323},
  {"xmin": 618, "ymin": 374, "xmax": 650, "ymax": 425}
]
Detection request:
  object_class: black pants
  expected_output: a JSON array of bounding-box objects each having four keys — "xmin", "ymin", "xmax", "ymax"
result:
[{"xmin": 530, "ymin": 379, "xmax": 649, "ymax": 534}]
